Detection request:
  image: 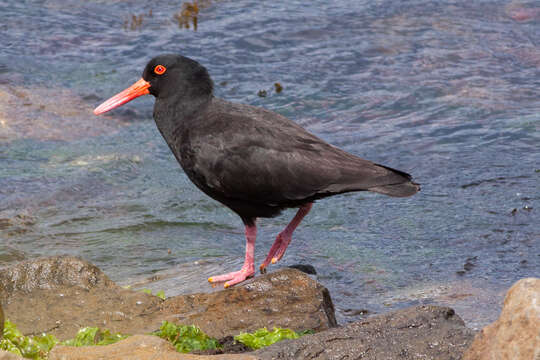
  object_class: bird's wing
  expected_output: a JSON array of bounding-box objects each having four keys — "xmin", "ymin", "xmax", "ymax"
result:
[{"xmin": 187, "ymin": 100, "xmax": 413, "ymax": 205}]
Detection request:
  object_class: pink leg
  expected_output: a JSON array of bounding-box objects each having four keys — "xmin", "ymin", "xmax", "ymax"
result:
[
  {"xmin": 208, "ymin": 223, "xmax": 256, "ymax": 288},
  {"xmin": 260, "ymin": 203, "xmax": 313, "ymax": 273}
]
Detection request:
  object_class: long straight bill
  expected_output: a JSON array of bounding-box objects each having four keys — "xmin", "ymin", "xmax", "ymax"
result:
[{"xmin": 94, "ymin": 78, "xmax": 151, "ymax": 115}]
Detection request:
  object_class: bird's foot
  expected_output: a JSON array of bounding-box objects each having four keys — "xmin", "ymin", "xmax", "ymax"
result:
[
  {"xmin": 208, "ymin": 267, "xmax": 254, "ymax": 288},
  {"xmin": 259, "ymin": 255, "xmax": 281, "ymax": 274},
  {"xmin": 272, "ymin": 241, "xmax": 289, "ymax": 263},
  {"xmin": 260, "ymin": 233, "xmax": 291, "ymax": 273}
]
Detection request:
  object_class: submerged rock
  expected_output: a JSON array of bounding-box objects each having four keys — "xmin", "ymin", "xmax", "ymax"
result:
[
  {"xmin": 0, "ymin": 256, "xmax": 335, "ymax": 341},
  {"xmin": 463, "ymin": 278, "xmax": 540, "ymax": 360},
  {"xmin": 255, "ymin": 305, "xmax": 475, "ymax": 360},
  {"xmin": 0, "ymin": 84, "xmax": 125, "ymax": 142}
]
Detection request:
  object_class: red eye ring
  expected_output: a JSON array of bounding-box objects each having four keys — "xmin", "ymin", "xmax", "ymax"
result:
[{"xmin": 154, "ymin": 65, "xmax": 166, "ymax": 75}]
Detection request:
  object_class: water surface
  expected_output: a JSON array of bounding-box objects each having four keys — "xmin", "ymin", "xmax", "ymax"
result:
[{"xmin": 0, "ymin": 0, "xmax": 538, "ymax": 329}]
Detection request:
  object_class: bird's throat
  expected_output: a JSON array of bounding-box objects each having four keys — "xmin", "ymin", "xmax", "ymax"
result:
[{"xmin": 153, "ymin": 95, "xmax": 212, "ymax": 150}]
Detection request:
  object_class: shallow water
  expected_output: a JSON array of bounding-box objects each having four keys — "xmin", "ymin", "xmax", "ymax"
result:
[{"xmin": 0, "ymin": 0, "xmax": 538, "ymax": 329}]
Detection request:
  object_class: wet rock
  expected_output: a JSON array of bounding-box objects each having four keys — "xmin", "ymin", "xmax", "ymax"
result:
[
  {"xmin": 0, "ymin": 256, "xmax": 164, "ymax": 340},
  {"xmin": 463, "ymin": 278, "xmax": 540, "ymax": 360},
  {"xmin": 288, "ymin": 264, "xmax": 316, "ymax": 275},
  {"xmin": 1, "ymin": 257, "xmax": 335, "ymax": 341},
  {"xmin": 255, "ymin": 305, "xmax": 475, "ymax": 360},
  {"xmin": 0, "ymin": 256, "xmax": 113, "ymax": 297},
  {"xmin": 48, "ymin": 335, "xmax": 257, "ymax": 360},
  {"xmin": 0, "ymin": 301, "xmax": 3, "ymax": 340},
  {"xmin": 160, "ymin": 268, "xmax": 337, "ymax": 338}
]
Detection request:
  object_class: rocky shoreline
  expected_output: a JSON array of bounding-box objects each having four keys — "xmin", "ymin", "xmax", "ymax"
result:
[{"xmin": 0, "ymin": 256, "xmax": 538, "ymax": 359}]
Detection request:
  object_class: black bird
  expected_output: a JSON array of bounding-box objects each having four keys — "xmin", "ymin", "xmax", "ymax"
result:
[{"xmin": 94, "ymin": 54, "xmax": 419, "ymax": 288}]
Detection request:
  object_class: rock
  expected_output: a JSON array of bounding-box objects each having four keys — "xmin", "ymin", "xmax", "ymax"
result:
[
  {"xmin": 0, "ymin": 300, "xmax": 3, "ymax": 340},
  {"xmin": 463, "ymin": 278, "xmax": 540, "ymax": 360},
  {"xmin": 0, "ymin": 350, "xmax": 24, "ymax": 360},
  {"xmin": 0, "ymin": 84, "xmax": 125, "ymax": 142},
  {"xmin": 255, "ymin": 305, "xmax": 475, "ymax": 360},
  {"xmin": 0, "ymin": 256, "xmax": 165, "ymax": 340},
  {"xmin": 160, "ymin": 267, "xmax": 336, "ymax": 338},
  {"xmin": 48, "ymin": 335, "xmax": 257, "ymax": 360},
  {"xmin": 0, "ymin": 256, "xmax": 114, "ymax": 297},
  {"xmin": 1, "ymin": 256, "xmax": 335, "ymax": 341},
  {"xmin": 288, "ymin": 264, "xmax": 317, "ymax": 275}
]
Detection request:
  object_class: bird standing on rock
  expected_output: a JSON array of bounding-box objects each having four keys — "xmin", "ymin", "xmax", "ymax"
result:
[{"xmin": 94, "ymin": 54, "xmax": 420, "ymax": 288}]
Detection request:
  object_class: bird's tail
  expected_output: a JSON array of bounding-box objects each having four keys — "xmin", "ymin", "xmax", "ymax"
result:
[
  {"xmin": 368, "ymin": 180, "xmax": 420, "ymax": 197},
  {"xmin": 367, "ymin": 163, "xmax": 420, "ymax": 197}
]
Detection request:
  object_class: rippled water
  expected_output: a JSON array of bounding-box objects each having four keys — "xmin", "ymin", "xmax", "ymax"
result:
[{"xmin": 1, "ymin": 0, "xmax": 538, "ymax": 329}]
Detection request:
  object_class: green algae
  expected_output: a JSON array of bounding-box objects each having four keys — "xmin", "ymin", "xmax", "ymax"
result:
[
  {"xmin": 0, "ymin": 320, "xmax": 57, "ymax": 360},
  {"xmin": 154, "ymin": 321, "xmax": 220, "ymax": 353},
  {"xmin": 234, "ymin": 327, "xmax": 313, "ymax": 350},
  {"xmin": 141, "ymin": 288, "xmax": 166, "ymax": 299},
  {"xmin": 62, "ymin": 327, "xmax": 129, "ymax": 347},
  {"xmin": 2, "ymin": 319, "xmax": 313, "ymax": 358},
  {"xmin": 1, "ymin": 321, "xmax": 127, "ymax": 359}
]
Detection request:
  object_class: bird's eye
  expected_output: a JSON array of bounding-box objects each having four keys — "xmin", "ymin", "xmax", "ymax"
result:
[{"xmin": 154, "ymin": 65, "xmax": 167, "ymax": 75}]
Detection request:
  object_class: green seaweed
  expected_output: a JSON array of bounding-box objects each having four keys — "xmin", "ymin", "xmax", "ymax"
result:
[
  {"xmin": 62, "ymin": 327, "xmax": 129, "ymax": 347},
  {"xmin": 141, "ymin": 288, "xmax": 166, "ymax": 299},
  {"xmin": 0, "ymin": 320, "xmax": 58, "ymax": 360},
  {"xmin": 154, "ymin": 321, "xmax": 220, "ymax": 353},
  {"xmin": 1, "ymin": 321, "xmax": 128, "ymax": 359},
  {"xmin": 1, "ymin": 319, "xmax": 312, "ymax": 358},
  {"xmin": 234, "ymin": 327, "xmax": 313, "ymax": 350}
]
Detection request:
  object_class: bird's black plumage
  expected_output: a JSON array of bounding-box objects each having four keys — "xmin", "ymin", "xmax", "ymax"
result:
[{"xmin": 142, "ymin": 54, "xmax": 419, "ymax": 225}]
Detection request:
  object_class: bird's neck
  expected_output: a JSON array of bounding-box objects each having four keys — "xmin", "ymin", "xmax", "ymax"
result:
[{"xmin": 153, "ymin": 93, "xmax": 212, "ymax": 146}]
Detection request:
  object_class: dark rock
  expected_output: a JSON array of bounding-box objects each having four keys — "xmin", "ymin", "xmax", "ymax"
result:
[
  {"xmin": 287, "ymin": 264, "xmax": 317, "ymax": 275},
  {"xmin": 192, "ymin": 336, "xmax": 252, "ymax": 355},
  {"xmin": 255, "ymin": 305, "xmax": 475, "ymax": 360},
  {"xmin": 219, "ymin": 336, "xmax": 252, "ymax": 354},
  {"xmin": 342, "ymin": 308, "xmax": 369, "ymax": 316}
]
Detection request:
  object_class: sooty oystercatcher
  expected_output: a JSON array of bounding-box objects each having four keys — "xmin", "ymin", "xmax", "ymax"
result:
[{"xmin": 94, "ymin": 54, "xmax": 419, "ymax": 288}]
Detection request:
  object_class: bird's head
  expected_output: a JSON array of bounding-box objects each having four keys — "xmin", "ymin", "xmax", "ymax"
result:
[{"xmin": 94, "ymin": 54, "xmax": 213, "ymax": 115}]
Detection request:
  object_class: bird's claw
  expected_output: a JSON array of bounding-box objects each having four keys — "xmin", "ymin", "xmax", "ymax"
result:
[{"xmin": 208, "ymin": 268, "xmax": 254, "ymax": 288}]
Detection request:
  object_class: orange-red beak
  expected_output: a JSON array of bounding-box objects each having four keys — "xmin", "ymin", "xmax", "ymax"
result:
[{"xmin": 94, "ymin": 78, "xmax": 151, "ymax": 115}]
